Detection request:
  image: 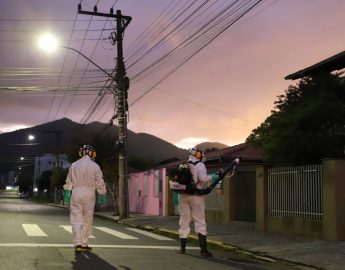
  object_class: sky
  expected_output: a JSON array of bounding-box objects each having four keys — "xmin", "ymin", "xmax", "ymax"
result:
[{"xmin": 0, "ymin": 0, "xmax": 344, "ymax": 149}]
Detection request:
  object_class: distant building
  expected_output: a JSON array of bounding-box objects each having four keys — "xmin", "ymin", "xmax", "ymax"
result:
[
  {"xmin": 0, "ymin": 171, "xmax": 16, "ymax": 186},
  {"xmin": 7, "ymin": 171, "xmax": 15, "ymax": 186}
]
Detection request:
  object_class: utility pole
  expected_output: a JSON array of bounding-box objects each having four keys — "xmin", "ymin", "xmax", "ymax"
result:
[{"xmin": 78, "ymin": 4, "xmax": 132, "ymax": 219}]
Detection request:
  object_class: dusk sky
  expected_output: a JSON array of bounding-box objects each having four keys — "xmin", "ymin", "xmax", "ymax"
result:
[{"xmin": 0, "ymin": 0, "xmax": 344, "ymax": 149}]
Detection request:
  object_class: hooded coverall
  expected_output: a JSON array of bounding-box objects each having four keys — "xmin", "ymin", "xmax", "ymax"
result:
[
  {"xmin": 178, "ymin": 155, "xmax": 212, "ymax": 238},
  {"xmin": 63, "ymin": 155, "xmax": 106, "ymax": 247}
]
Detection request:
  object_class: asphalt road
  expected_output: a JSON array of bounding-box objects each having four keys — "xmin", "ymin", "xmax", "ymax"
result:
[{"xmin": 0, "ymin": 190, "xmax": 307, "ymax": 270}]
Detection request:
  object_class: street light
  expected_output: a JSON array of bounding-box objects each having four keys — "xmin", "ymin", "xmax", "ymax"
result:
[
  {"xmin": 26, "ymin": 134, "xmax": 40, "ymax": 192},
  {"xmin": 38, "ymin": 33, "xmax": 58, "ymax": 53},
  {"xmin": 28, "ymin": 134, "xmax": 35, "ymax": 141},
  {"xmin": 38, "ymin": 33, "xmax": 113, "ymax": 79}
]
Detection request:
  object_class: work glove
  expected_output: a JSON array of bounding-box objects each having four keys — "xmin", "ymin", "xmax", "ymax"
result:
[
  {"xmin": 98, "ymin": 194, "xmax": 106, "ymax": 204},
  {"xmin": 211, "ymin": 173, "xmax": 219, "ymax": 182},
  {"xmin": 64, "ymin": 190, "xmax": 71, "ymax": 205}
]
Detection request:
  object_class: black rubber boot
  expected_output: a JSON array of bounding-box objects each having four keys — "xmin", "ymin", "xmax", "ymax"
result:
[
  {"xmin": 177, "ymin": 238, "xmax": 187, "ymax": 254},
  {"xmin": 81, "ymin": 246, "xmax": 92, "ymax": 252},
  {"xmin": 198, "ymin": 233, "xmax": 213, "ymax": 257},
  {"xmin": 74, "ymin": 245, "xmax": 84, "ymax": 254}
]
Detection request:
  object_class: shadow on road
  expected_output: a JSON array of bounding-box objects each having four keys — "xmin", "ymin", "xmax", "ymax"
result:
[
  {"xmin": 185, "ymin": 253, "xmax": 270, "ymax": 270},
  {"xmin": 72, "ymin": 252, "xmax": 131, "ymax": 270}
]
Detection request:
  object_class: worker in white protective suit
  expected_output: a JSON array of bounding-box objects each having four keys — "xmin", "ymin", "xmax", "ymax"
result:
[
  {"xmin": 177, "ymin": 146, "xmax": 219, "ymax": 257},
  {"xmin": 63, "ymin": 144, "xmax": 106, "ymax": 254}
]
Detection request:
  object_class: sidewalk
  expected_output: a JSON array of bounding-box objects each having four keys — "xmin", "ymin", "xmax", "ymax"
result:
[{"xmin": 93, "ymin": 210, "xmax": 345, "ymax": 270}]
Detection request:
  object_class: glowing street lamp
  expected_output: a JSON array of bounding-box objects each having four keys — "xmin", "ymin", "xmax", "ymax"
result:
[
  {"xmin": 38, "ymin": 33, "xmax": 58, "ymax": 53},
  {"xmin": 28, "ymin": 134, "xmax": 35, "ymax": 141}
]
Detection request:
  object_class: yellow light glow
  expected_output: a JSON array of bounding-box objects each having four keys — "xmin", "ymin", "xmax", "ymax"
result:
[{"xmin": 38, "ymin": 33, "xmax": 58, "ymax": 53}]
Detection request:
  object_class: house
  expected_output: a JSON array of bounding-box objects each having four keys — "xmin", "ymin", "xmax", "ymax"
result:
[{"xmin": 128, "ymin": 143, "xmax": 264, "ymax": 224}]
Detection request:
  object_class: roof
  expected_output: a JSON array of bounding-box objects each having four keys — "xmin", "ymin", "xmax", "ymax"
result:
[
  {"xmin": 127, "ymin": 166, "xmax": 139, "ymax": 174},
  {"xmin": 205, "ymin": 143, "xmax": 263, "ymax": 162},
  {"xmin": 285, "ymin": 50, "xmax": 345, "ymax": 80},
  {"xmin": 147, "ymin": 143, "xmax": 263, "ymax": 171}
]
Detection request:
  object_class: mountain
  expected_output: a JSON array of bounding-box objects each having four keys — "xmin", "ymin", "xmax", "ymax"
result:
[
  {"xmin": 0, "ymin": 118, "xmax": 188, "ymax": 173},
  {"xmin": 197, "ymin": 141, "xmax": 229, "ymax": 151}
]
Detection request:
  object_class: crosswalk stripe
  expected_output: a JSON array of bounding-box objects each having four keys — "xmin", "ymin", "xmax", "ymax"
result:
[
  {"xmin": 125, "ymin": 228, "xmax": 173, "ymax": 241},
  {"xmin": 94, "ymin": 227, "xmax": 138, "ymax": 239},
  {"xmin": 59, "ymin": 225, "xmax": 95, "ymax": 238},
  {"xmin": 19, "ymin": 224, "xmax": 172, "ymax": 241},
  {"xmin": 22, "ymin": 224, "xmax": 47, "ymax": 237}
]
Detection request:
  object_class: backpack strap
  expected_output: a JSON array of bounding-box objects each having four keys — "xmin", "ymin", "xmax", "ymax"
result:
[{"xmin": 188, "ymin": 160, "xmax": 200, "ymax": 166}]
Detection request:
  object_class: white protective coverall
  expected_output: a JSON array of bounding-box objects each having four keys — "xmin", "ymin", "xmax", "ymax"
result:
[
  {"xmin": 178, "ymin": 154, "xmax": 212, "ymax": 238},
  {"xmin": 63, "ymin": 155, "xmax": 106, "ymax": 247}
]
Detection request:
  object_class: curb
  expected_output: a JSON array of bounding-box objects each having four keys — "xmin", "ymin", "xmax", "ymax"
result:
[{"xmin": 47, "ymin": 203, "xmax": 68, "ymax": 209}]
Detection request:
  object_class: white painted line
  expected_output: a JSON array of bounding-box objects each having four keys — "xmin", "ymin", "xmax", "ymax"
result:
[
  {"xmin": 126, "ymin": 228, "xmax": 173, "ymax": 241},
  {"xmin": 0, "ymin": 243, "xmax": 199, "ymax": 250},
  {"xmin": 22, "ymin": 224, "xmax": 47, "ymax": 237},
  {"xmin": 94, "ymin": 227, "xmax": 138, "ymax": 239},
  {"xmin": 0, "ymin": 243, "xmax": 72, "ymax": 247},
  {"xmin": 89, "ymin": 245, "xmax": 199, "ymax": 250},
  {"xmin": 59, "ymin": 225, "xmax": 95, "ymax": 238}
]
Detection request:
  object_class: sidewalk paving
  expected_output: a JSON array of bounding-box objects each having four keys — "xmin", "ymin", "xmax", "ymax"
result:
[{"xmin": 93, "ymin": 209, "xmax": 345, "ymax": 270}]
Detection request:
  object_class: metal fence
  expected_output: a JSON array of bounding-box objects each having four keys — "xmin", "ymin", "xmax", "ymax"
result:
[{"xmin": 268, "ymin": 164, "xmax": 323, "ymax": 220}]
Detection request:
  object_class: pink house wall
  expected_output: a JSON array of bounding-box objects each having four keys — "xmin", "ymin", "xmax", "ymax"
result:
[{"xmin": 128, "ymin": 168, "xmax": 167, "ymax": 216}]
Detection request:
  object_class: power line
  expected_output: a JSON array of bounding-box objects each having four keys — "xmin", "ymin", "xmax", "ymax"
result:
[
  {"xmin": 53, "ymin": 15, "xmax": 96, "ymax": 121},
  {"xmin": 0, "ymin": 29, "xmax": 115, "ymax": 32},
  {"xmin": 129, "ymin": 0, "xmax": 264, "ymax": 106},
  {"xmin": 44, "ymin": 12, "xmax": 80, "ymax": 124},
  {"xmin": 0, "ymin": 0, "xmax": 276, "ymax": 135},
  {"xmin": 62, "ymin": 18, "xmax": 113, "ymax": 120},
  {"xmin": 137, "ymin": 80, "xmax": 253, "ymax": 123},
  {"xmin": 0, "ymin": 19, "xmax": 109, "ymax": 22}
]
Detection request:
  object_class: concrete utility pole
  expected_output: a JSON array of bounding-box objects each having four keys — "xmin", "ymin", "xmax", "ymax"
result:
[{"xmin": 78, "ymin": 5, "xmax": 132, "ymax": 219}]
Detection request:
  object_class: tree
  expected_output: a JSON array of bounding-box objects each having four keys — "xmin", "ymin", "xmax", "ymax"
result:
[
  {"xmin": 39, "ymin": 170, "xmax": 52, "ymax": 191},
  {"xmin": 16, "ymin": 171, "xmax": 32, "ymax": 193},
  {"xmin": 92, "ymin": 137, "xmax": 119, "ymax": 213},
  {"xmin": 51, "ymin": 167, "xmax": 68, "ymax": 189},
  {"xmin": 246, "ymin": 72, "xmax": 345, "ymax": 165}
]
